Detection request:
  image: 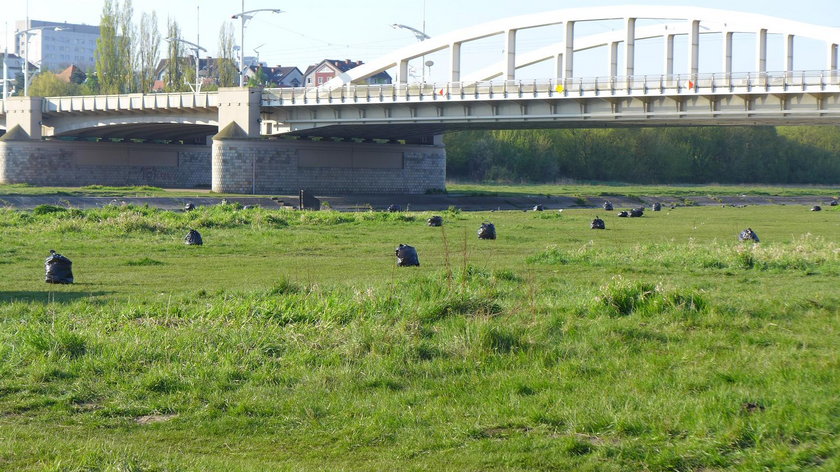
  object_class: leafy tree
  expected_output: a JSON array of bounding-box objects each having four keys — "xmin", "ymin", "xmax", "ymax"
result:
[
  {"xmin": 95, "ymin": 0, "xmax": 122, "ymax": 94},
  {"xmin": 28, "ymin": 72, "xmax": 80, "ymax": 96},
  {"xmin": 137, "ymin": 11, "xmax": 161, "ymax": 93},
  {"xmin": 165, "ymin": 18, "xmax": 186, "ymax": 92},
  {"xmin": 246, "ymin": 67, "xmax": 269, "ymax": 87},
  {"xmin": 69, "ymin": 67, "xmax": 87, "ymax": 85},
  {"xmin": 444, "ymin": 126, "xmax": 840, "ymax": 184},
  {"xmin": 118, "ymin": 0, "xmax": 136, "ymax": 92},
  {"xmin": 81, "ymin": 71, "xmax": 100, "ymax": 94},
  {"xmin": 13, "ymin": 73, "xmax": 25, "ymax": 96},
  {"xmin": 217, "ymin": 22, "xmax": 239, "ymax": 87}
]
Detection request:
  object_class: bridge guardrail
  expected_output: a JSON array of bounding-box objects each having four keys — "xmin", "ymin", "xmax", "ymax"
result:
[
  {"xmin": 263, "ymin": 70, "xmax": 840, "ymax": 106},
  {"xmin": 39, "ymin": 92, "xmax": 218, "ymax": 114}
]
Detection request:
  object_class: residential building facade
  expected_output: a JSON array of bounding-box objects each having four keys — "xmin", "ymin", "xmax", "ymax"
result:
[
  {"xmin": 243, "ymin": 65, "xmax": 303, "ymax": 87},
  {"xmin": 303, "ymin": 59, "xmax": 391, "ymax": 87},
  {"xmin": 15, "ymin": 20, "xmax": 100, "ymax": 73},
  {"xmin": 1, "ymin": 53, "xmax": 37, "ymax": 96}
]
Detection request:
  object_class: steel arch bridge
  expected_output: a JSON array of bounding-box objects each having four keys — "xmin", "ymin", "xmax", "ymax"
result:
[
  {"xmin": 323, "ymin": 6, "xmax": 839, "ymax": 87},
  {"xmin": 260, "ymin": 6, "xmax": 840, "ymax": 140}
]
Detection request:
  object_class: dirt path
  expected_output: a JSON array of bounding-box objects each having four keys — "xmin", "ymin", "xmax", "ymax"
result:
[{"xmin": 0, "ymin": 193, "xmax": 835, "ymax": 211}]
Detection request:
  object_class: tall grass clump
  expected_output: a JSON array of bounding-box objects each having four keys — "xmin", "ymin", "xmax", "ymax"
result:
[
  {"xmin": 590, "ymin": 277, "xmax": 707, "ymax": 317},
  {"xmin": 529, "ymin": 235, "xmax": 840, "ymax": 274}
]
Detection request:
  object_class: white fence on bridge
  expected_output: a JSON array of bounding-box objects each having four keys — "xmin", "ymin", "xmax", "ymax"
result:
[{"xmin": 264, "ymin": 71, "xmax": 840, "ymax": 107}]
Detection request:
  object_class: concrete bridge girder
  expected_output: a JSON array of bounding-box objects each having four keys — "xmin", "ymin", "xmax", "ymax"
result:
[
  {"xmin": 45, "ymin": 113, "xmax": 219, "ymax": 140},
  {"xmin": 267, "ymin": 89, "xmax": 840, "ymax": 140}
]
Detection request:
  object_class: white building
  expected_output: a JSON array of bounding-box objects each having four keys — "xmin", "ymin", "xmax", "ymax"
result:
[
  {"xmin": 15, "ymin": 20, "xmax": 100, "ymax": 73},
  {"xmin": 0, "ymin": 53, "xmax": 36, "ymax": 96}
]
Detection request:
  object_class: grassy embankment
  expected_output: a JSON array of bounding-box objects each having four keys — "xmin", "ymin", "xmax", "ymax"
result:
[{"xmin": 0, "ymin": 201, "xmax": 838, "ymax": 471}]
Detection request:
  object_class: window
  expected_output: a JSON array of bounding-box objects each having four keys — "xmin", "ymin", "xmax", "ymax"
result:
[{"xmin": 317, "ymin": 77, "xmax": 323, "ymax": 85}]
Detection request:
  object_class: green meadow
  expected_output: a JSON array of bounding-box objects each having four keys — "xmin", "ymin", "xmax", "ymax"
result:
[{"xmin": 0, "ymin": 201, "xmax": 837, "ymax": 471}]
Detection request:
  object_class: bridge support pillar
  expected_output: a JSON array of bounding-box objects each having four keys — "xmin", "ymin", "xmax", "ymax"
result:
[
  {"xmin": 664, "ymin": 34, "xmax": 674, "ymax": 77},
  {"xmin": 4, "ymin": 97, "xmax": 43, "ymax": 140},
  {"xmin": 689, "ymin": 20, "xmax": 700, "ymax": 77},
  {"xmin": 784, "ymin": 34, "xmax": 795, "ymax": 73},
  {"xmin": 723, "ymin": 32, "xmax": 733, "ymax": 77},
  {"xmin": 756, "ymin": 29, "xmax": 768, "ymax": 74},
  {"xmin": 212, "ymin": 136, "xmax": 446, "ymax": 195},
  {"xmin": 563, "ymin": 21, "xmax": 575, "ymax": 81},
  {"xmin": 624, "ymin": 18, "xmax": 636, "ymax": 77},
  {"xmin": 217, "ymin": 87, "xmax": 262, "ymax": 138},
  {"xmin": 450, "ymin": 42, "xmax": 462, "ymax": 82}
]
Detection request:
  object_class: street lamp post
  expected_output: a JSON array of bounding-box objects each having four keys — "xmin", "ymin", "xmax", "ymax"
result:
[
  {"xmin": 391, "ymin": 24, "xmax": 431, "ymax": 82},
  {"xmin": 17, "ymin": 25, "xmax": 64, "ymax": 96},
  {"xmin": 165, "ymin": 37, "xmax": 207, "ymax": 93},
  {"xmin": 231, "ymin": 3, "xmax": 283, "ymax": 87}
]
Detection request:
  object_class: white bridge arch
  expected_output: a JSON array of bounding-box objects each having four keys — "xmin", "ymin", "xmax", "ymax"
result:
[{"xmin": 323, "ymin": 6, "xmax": 840, "ymax": 88}]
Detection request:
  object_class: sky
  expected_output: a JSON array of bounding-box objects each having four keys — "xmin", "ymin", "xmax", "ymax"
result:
[{"xmin": 2, "ymin": 0, "xmax": 839, "ymax": 82}]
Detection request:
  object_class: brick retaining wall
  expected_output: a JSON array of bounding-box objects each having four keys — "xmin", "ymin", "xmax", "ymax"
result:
[
  {"xmin": 0, "ymin": 138, "xmax": 447, "ymax": 194},
  {"xmin": 212, "ymin": 139, "xmax": 446, "ymax": 194},
  {"xmin": 0, "ymin": 140, "xmax": 210, "ymax": 188}
]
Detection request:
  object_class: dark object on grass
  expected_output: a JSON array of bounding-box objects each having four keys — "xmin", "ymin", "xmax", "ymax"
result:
[
  {"xmin": 830, "ymin": 200, "xmax": 838, "ymax": 206},
  {"xmin": 45, "ymin": 250, "xmax": 73, "ymax": 284},
  {"xmin": 742, "ymin": 402, "xmax": 765, "ymax": 413},
  {"xmin": 603, "ymin": 201, "xmax": 613, "ymax": 211},
  {"xmin": 478, "ymin": 222, "xmax": 496, "ymax": 240},
  {"xmin": 184, "ymin": 229, "xmax": 203, "ymax": 246},
  {"xmin": 395, "ymin": 244, "xmax": 420, "ymax": 267},
  {"xmin": 811, "ymin": 205, "xmax": 822, "ymax": 212},
  {"xmin": 299, "ymin": 189, "xmax": 321, "ymax": 211},
  {"xmin": 617, "ymin": 211, "xmax": 629, "ymax": 218},
  {"xmin": 739, "ymin": 228, "xmax": 760, "ymax": 243},
  {"xmin": 532, "ymin": 204, "xmax": 544, "ymax": 212},
  {"xmin": 629, "ymin": 208, "xmax": 644, "ymax": 217},
  {"xmin": 591, "ymin": 217, "xmax": 605, "ymax": 230},
  {"xmin": 184, "ymin": 202, "xmax": 195, "ymax": 212},
  {"xmin": 652, "ymin": 202, "xmax": 662, "ymax": 211},
  {"xmin": 387, "ymin": 204, "xmax": 401, "ymax": 212},
  {"xmin": 427, "ymin": 215, "xmax": 443, "ymax": 227}
]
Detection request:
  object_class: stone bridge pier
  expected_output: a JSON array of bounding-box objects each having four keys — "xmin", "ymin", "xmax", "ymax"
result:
[{"xmin": 212, "ymin": 88, "xmax": 447, "ymax": 195}]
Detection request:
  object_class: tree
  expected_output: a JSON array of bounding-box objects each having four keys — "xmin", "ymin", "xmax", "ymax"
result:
[
  {"xmin": 95, "ymin": 0, "xmax": 122, "ymax": 94},
  {"xmin": 13, "ymin": 73, "xmax": 24, "ymax": 96},
  {"xmin": 165, "ymin": 18, "xmax": 186, "ymax": 92},
  {"xmin": 217, "ymin": 22, "xmax": 238, "ymax": 87},
  {"xmin": 246, "ymin": 66, "xmax": 269, "ymax": 87},
  {"xmin": 69, "ymin": 68, "xmax": 87, "ymax": 85},
  {"xmin": 137, "ymin": 11, "xmax": 161, "ymax": 93},
  {"xmin": 81, "ymin": 71, "xmax": 100, "ymax": 95},
  {"xmin": 118, "ymin": 0, "xmax": 136, "ymax": 92},
  {"xmin": 28, "ymin": 72, "xmax": 80, "ymax": 97}
]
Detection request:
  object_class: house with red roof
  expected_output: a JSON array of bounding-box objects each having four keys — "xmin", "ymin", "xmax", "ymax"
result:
[{"xmin": 303, "ymin": 59, "xmax": 391, "ymax": 87}]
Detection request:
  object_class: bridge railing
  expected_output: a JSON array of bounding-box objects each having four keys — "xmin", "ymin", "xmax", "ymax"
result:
[
  {"xmin": 263, "ymin": 70, "xmax": 840, "ymax": 106},
  {"xmin": 41, "ymin": 92, "xmax": 218, "ymax": 113}
]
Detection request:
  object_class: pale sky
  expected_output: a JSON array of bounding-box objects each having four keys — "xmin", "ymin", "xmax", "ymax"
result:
[{"xmin": 2, "ymin": 0, "xmax": 839, "ymax": 81}]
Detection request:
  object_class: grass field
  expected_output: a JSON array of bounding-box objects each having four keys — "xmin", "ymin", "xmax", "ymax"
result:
[{"xmin": 0, "ymin": 201, "xmax": 838, "ymax": 471}]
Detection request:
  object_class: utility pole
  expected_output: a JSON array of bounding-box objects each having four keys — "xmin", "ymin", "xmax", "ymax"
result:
[
  {"xmin": 231, "ymin": 3, "xmax": 282, "ymax": 87},
  {"xmin": 3, "ymin": 22, "xmax": 8, "ymax": 100},
  {"xmin": 239, "ymin": 0, "xmax": 244, "ymax": 87}
]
